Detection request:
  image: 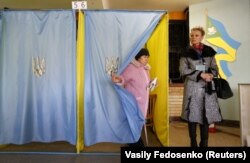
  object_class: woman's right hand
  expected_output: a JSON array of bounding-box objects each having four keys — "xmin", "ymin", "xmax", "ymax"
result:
[{"xmin": 201, "ymin": 72, "xmax": 213, "ymax": 82}]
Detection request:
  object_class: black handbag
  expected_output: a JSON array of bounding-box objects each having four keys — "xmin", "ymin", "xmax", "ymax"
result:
[{"xmin": 213, "ymin": 76, "xmax": 233, "ymax": 99}]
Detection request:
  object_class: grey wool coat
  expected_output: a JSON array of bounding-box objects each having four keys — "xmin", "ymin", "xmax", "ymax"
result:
[{"xmin": 179, "ymin": 45, "xmax": 222, "ymax": 124}]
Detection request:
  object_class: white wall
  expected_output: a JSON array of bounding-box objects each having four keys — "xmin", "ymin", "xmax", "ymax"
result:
[{"xmin": 189, "ymin": 0, "xmax": 250, "ymax": 121}]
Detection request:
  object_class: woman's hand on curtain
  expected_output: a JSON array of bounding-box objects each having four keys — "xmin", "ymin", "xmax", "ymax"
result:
[{"xmin": 111, "ymin": 72, "xmax": 122, "ymax": 83}]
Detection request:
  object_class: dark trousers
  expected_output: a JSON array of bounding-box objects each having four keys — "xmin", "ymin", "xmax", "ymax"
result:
[
  {"xmin": 127, "ymin": 137, "xmax": 145, "ymax": 147},
  {"xmin": 188, "ymin": 122, "xmax": 209, "ymax": 147}
]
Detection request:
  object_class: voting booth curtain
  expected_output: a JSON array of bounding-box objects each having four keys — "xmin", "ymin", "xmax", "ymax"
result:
[{"xmin": 0, "ymin": 10, "xmax": 169, "ymax": 152}]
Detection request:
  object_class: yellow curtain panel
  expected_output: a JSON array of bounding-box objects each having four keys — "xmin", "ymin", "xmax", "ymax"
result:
[
  {"xmin": 76, "ymin": 11, "xmax": 85, "ymax": 153},
  {"xmin": 147, "ymin": 14, "xmax": 169, "ymax": 146}
]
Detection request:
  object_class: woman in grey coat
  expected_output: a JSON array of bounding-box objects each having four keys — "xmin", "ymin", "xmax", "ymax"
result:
[{"xmin": 179, "ymin": 26, "xmax": 222, "ymax": 147}]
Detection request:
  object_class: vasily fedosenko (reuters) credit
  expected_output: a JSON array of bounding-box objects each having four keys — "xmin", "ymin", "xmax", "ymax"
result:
[{"xmin": 121, "ymin": 147, "xmax": 249, "ymax": 163}]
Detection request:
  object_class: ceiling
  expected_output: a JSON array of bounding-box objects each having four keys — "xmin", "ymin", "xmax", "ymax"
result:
[{"xmin": 0, "ymin": 0, "xmax": 210, "ymax": 12}]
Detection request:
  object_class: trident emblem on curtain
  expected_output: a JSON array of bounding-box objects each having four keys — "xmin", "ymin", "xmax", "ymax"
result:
[
  {"xmin": 105, "ymin": 56, "xmax": 119, "ymax": 76},
  {"xmin": 32, "ymin": 56, "xmax": 46, "ymax": 77}
]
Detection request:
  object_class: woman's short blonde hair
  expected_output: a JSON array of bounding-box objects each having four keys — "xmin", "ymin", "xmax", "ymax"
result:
[{"xmin": 191, "ymin": 26, "xmax": 205, "ymax": 36}]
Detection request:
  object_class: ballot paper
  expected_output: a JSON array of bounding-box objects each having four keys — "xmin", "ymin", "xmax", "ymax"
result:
[{"xmin": 149, "ymin": 77, "xmax": 157, "ymax": 91}]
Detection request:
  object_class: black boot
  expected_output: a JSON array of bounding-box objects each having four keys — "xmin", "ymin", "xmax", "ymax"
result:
[
  {"xmin": 199, "ymin": 123, "xmax": 209, "ymax": 147},
  {"xmin": 188, "ymin": 122, "xmax": 197, "ymax": 147}
]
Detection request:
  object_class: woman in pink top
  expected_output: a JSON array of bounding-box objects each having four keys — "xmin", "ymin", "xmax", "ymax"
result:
[{"xmin": 112, "ymin": 48, "xmax": 151, "ymax": 147}]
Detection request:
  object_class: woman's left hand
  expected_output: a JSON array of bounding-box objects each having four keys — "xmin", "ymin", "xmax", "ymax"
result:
[{"xmin": 111, "ymin": 72, "xmax": 122, "ymax": 83}]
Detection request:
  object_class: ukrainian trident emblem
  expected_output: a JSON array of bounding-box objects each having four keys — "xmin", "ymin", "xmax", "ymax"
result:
[
  {"xmin": 105, "ymin": 56, "xmax": 119, "ymax": 76},
  {"xmin": 32, "ymin": 56, "xmax": 46, "ymax": 77}
]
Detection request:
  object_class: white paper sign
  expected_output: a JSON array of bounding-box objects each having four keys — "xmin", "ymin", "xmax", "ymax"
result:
[{"xmin": 72, "ymin": 1, "xmax": 87, "ymax": 10}]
